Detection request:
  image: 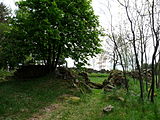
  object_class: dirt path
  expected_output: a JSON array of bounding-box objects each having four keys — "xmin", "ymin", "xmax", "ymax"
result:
[{"xmin": 30, "ymin": 88, "xmax": 107, "ymax": 120}]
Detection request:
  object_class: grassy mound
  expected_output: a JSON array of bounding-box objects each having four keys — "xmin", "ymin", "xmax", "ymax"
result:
[{"xmin": 0, "ymin": 76, "xmax": 80, "ymax": 120}]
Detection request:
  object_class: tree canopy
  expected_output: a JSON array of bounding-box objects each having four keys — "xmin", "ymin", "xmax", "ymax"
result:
[
  {"xmin": 1, "ymin": 0, "xmax": 103, "ymax": 70},
  {"xmin": 0, "ymin": 2, "xmax": 11, "ymax": 69}
]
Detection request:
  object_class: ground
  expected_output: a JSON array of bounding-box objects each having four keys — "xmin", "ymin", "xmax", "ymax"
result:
[{"xmin": 0, "ymin": 73, "xmax": 160, "ymax": 120}]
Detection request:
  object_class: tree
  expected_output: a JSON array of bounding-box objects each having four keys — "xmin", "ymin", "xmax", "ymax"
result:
[
  {"xmin": 3, "ymin": 0, "xmax": 103, "ymax": 71},
  {"xmin": 146, "ymin": 0, "xmax": 160, "ymax": 102},
  {"xmin": 117, "ymin": 0, "xmax": 145, "ymax": 100},
  {"xmin": 0, "ymin": 2, "xmax": 11, "ymax": 23},
  {"xmin": 0, "ymin": 2, "xmax": 11, "ymax": 69}
]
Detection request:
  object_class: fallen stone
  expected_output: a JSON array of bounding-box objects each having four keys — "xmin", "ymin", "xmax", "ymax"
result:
[
  {"xmin": 105, "ymin": 84, "xmax": 115, "ymax": 89},
  {"xmin": 103, "ymin": 105, "xmax": 114, "ymax": 113},
  {"xmin": 88, "ymin": 82, "xmax": 103, "ymax": 89},
  {"xmin": 68, "ymin": 96, "xmax": 81, "ymax": 102},
  {"xmin": 58, "ymin": 94, "xmax": 81, "ymax": 103},
  {"xmin": 117, "ymin": 97, "xmax": 125, "ymax": 102},
  {"xmin": 103, "ymin": 84, "xmax": 115, "ymax": 92}
]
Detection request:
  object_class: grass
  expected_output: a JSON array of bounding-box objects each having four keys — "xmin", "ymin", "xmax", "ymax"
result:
[
  {"xmin": 89, "ymin": 76, "xmax": 106, "ymax": 84},
  {"xmin": 88, "ymin": 73, "xmax": 109, "ymax": 77},
  {"xmin": 46, "ymin": 75, "xmax": 160, "ymax": 120},
  {"xmin": 0, "ymin": 75, "xmax": 79, "ymax": 120},
  {"xmin": 0, "ymin": 72, "xmax": 160, "ymax": 120}
]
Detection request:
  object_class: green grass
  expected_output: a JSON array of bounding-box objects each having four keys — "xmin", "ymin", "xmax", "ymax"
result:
[
  {"xmin": 0, "ymin": 76, "xmax": 79, "ymax": 120},
  {"xmin": 89, "ymin": 76, "xmax": 106, "ymax": 84},
  {"xmin": 88, "ymin": 73, "xmax": 109, "ymax": 77},
  {"xmin": 1, "ymin": 72, "xmax": 160, "ymax": 120},
  {"xmin": 46, "ymin": 76, "xmax": 160, "ymax": 120}
]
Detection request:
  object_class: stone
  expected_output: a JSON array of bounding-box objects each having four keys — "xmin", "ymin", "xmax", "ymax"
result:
[
  {"xmin": 103, "ymin": 84, "xmax": 115, "ymax": 92},
  {"xmin": 103, "ymin": 70, "xmax": 126, "ymax": 87},
  {"xmin": 79, "ymin": 72, "xmax": 90, "ymax": 83},
  {"xmin": 68, "ymin": 96, "xmax": 81, "ymax": 102},
  {"xmin": 88, "ymin": 82, "xmax": 103, "ymax": 89},
  {"xmin": 103, "ymin": 105, "xmax": 114, "ymax": 113},
  {"xmin": 117, "ymin": 97, "xmax": 125, "ymax": 102},
  {"xmin": 105, "ymin": 84, "xmax": 115, "ymax": 89},
  {"xmin": 56, "ymin": 67, "xmax": 75, "ymax": 80}
]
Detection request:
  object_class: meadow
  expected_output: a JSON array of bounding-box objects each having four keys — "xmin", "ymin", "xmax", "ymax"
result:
[{"xmin": 0, "ymin": 73, "xmax": 160, "ymax": 120}]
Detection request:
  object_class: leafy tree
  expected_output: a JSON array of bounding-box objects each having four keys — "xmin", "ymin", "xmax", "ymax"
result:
[
  {"xmin": 0, "ymin": 2, "xmax": 11, "ymax": 69},
  {"xmin": 4, "ymin": 0, "xmax": 102, "ymax": 71}
]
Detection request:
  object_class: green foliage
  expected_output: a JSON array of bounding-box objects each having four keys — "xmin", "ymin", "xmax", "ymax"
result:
[
  {"xmin": 2, "ymin": 0, "xmax": 103, "ymax": 69},
  {"xmin": 0, "ymin": 2, "xmax": 11, "ymax": 23},
  {"xmin": 0, "ymin": 3, "xmax": 12, "ymax": 69},
  {"xmin": 0, "ymin": 69, "xmax": 14, "ymax": 82}
]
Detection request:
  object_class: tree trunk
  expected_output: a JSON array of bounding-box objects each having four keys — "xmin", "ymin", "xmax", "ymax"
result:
[
  {"xmin": 53, "ymin": 45, "xmax": 62, "ymax": 73},
  {"xmin": 125, "ymin": 6, "xmax": 144, "ymax": 101}
]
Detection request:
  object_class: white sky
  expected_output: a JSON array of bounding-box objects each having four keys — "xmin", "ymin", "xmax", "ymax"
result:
[{"xmin": 0, "ymin": 0, "xmax": 17, "ymax": 10}]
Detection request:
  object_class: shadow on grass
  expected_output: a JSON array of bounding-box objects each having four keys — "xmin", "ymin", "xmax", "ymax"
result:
[{"xmin": 0, "ymin": 76, "xmax": 75, "ymax": 120}]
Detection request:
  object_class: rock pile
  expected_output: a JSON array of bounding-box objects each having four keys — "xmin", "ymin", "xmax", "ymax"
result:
[
  {"xmin": 103, "ymin": 70, "xmax": 126, "ymax": 86},
  {"xmin": 129, "ymin": 70, "xmax": 152, "ymax": 81},
  {"xmin": 56, "ymin": 67, "xmax": 75, "ymax": 80},
  {"xmin": 78, "ymin": 72, "xmax": 103, "ymax": 89}
]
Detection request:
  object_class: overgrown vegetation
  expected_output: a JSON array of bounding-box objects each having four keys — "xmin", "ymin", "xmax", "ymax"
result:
[
  {"xmin": 0, "ymin": 75, "xmax": 80, "ymax": 120},
  {"xmin": 0, "ymin": 69, "xmax": 14, "ymax": 82},
  {"xmin": 0, "ymin": 0, "xmax": 160, "ymax": 119},
  {"xmin": 45, "ymin": 75, "xmax": 160, "ymax": 120},
  {"xmin": 1, "ymin": 72, "xmax": 160, "ymax": 120}
]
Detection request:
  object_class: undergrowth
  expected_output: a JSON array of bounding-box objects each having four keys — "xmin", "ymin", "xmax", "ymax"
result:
[
  {"xmin": 0, "ymin": 72, "xmax": 160, "ymax": 120},
  {"xmin": 0, "ymin": 75, "xmax": 79, "ymax": 120}
]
